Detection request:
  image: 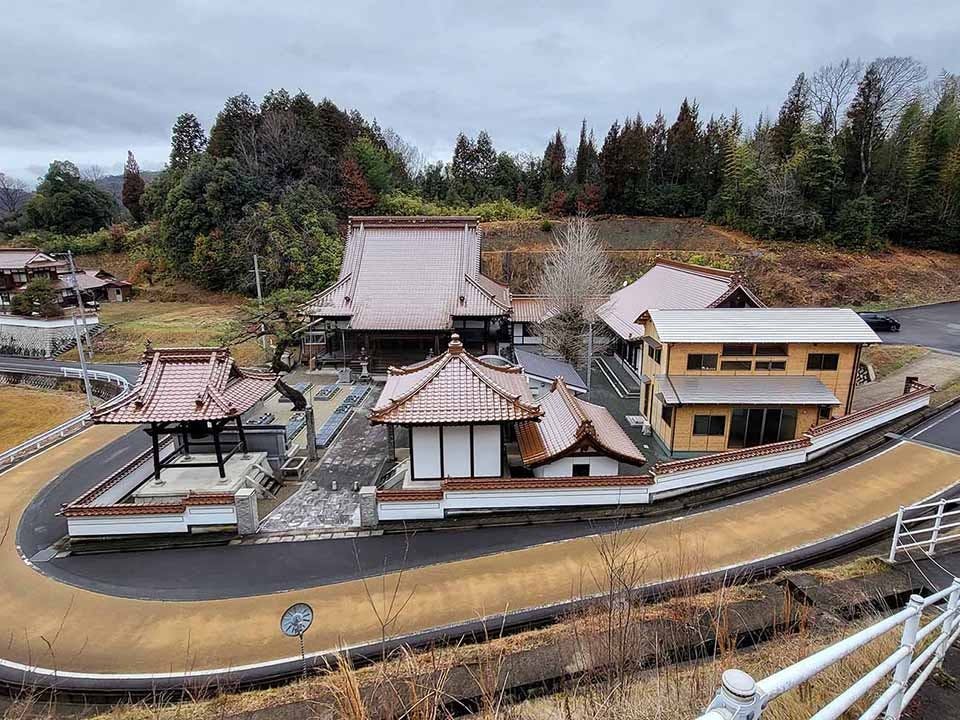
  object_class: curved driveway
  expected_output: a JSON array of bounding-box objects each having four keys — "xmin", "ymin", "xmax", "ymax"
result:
[{"xmin": 3, "ymin": 409, "xmax": 960, "ymax": 681}]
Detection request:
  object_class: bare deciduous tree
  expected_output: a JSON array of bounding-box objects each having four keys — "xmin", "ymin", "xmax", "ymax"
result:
[
  {"xmin": 382, "ymin": 127, "xmax": 425, "ymax": 177},
  {"xmin": 81, "ymin": 164, "xmax": 106, "ymax": 183},
  {"xmin": 0, "ymin": 172, "xmax": 29, "ymax": 216},
  {"xmin": 810, "ymin": 58, "xmax": 863, "ymax": 137},
  {"xmin": 535, "ymin": 216, "xmax": 614, "ymax": 383}
]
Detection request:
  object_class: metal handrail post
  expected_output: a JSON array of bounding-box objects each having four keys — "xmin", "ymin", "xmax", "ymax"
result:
[
  {"xmin": 889, "ymin": 506, "xmax": 905, "ymax": 563},
  {"xmin": 928, "ymin": 499, "xmax": 946, "ymax": 556},
  {"xmin": 885, "ymin": 594, "xmax": 924, "ymax": 719},
  {"xmin": 936, "ymin": 579, "xmax": 960, "ymax": 667}
]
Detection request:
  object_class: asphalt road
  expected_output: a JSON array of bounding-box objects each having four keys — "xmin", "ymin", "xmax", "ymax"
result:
[
  {"xmin": 876, "ymin": 301, "xmax": 960, "ymax": 355},
  {"xmin": 17, "ymin": 405, "xmax": 960, "ymax": 602}
]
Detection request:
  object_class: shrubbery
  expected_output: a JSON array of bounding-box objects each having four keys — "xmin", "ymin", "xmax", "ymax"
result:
[{"xmin": 377, "ymin": 192, "xmax": 539, "ymax": 222}]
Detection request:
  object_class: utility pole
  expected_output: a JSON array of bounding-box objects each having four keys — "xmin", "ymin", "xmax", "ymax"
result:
[
  {"xmin": 586, "ymin": 321, "xmax": 593, "ymax": 401},
  {"xmin": 71, "ymin": 312, "xmax": 95, "ymax": 412},
  {"xmin": 66, "ymin": 251, "xmax": 93, "ymax": 360},
  {"xmin": 252, "ymin": 254, "xmax": 267, "ymax": 351}
]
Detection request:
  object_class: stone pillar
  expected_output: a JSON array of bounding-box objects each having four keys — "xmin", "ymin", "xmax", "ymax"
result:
[
  {"xmin": 235, "ymin": 488, "xmax": 259, "ymax": 535},
  {"xmin": 359, "ymin": 486, "xmax": 379, "ymax": 528}
]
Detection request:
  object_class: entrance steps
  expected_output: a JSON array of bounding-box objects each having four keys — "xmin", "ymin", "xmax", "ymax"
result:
[{"xmin": 594, "ymin": 356, "xmax": 643, "ymax": 399}]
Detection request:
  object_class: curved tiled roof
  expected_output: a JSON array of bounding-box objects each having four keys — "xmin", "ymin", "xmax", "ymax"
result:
[
  {"xmin": 369, "ymin": 334, "xmax": 541, "ymax": 425},
  {"xmin": 92, "ymin": 347, "xmax": 278, "ymax": 424},
  {"xmin": 517, "ymin": 378, "xmax": 645, "ymax": 466},
  {"xmin": 302, "ymin": 216, "xmax": 510, "ymax": 330}
]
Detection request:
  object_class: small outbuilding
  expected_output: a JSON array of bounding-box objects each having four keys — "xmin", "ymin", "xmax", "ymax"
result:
[{"xmin": 517, "ymin": 378, "xmax": 646, "ymax": 477}]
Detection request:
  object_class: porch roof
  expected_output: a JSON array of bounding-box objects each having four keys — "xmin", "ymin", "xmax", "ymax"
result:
[
  {"xmin": 655, "ymin": 374, "xmax": 841, "ymax": 406},
  {"xmin": 369, "ymin": 334, "xmax": 541, "ymax": 425}
]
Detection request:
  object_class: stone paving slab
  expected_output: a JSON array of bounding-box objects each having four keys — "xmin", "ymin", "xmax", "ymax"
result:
[{"xmin": 258, "ymin": 388, "xmax": 388, "ymax": 532}]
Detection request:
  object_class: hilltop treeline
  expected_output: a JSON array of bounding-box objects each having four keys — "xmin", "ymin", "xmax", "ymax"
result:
[{"xmin": 3, "ymin": 55, "xmax": 958, "ymax": 296}]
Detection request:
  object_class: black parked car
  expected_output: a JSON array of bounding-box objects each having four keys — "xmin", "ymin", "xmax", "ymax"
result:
[{"xmin": 859, "ymin": 312, "xmax": 901, "ymax": 332}]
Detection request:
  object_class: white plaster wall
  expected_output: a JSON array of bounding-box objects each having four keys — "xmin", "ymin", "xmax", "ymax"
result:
[
  {"xmin": 411, "ymin": 425, "xmax": 441, "ymax": 479},
  {"xmin": 533, "ymin": 455, "xmax": 619, "ymax": 477},
  {"xmin": 444, "ymin": 485, "xmax": 650, "ymax": 509},
  {"xmin": 442, "ymin": 425, "xmax": 471, "ymax": 477},
  {"xmin": 472, "ymin": 425, "xmax": 501, "ymax": 476},
  {"xmin": 67, "ymin": 514, "xmax": 189, "ymax": 537},
  {"xmin": 377, "ymin": 500, "xmax": 445, "ymax": 520}
]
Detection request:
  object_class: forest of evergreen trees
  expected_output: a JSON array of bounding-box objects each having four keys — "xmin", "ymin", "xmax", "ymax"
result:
[{"xmin": 3, "ymin": 54, "xmax": 958, "ymax": 298}]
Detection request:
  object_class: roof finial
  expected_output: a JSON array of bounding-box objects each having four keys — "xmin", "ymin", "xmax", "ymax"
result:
[{"xmin": 448, "ymin": 333, "xmax": 464, "ymax": 354}]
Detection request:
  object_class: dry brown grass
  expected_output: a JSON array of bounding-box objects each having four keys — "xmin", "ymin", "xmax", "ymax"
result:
[
  {"xmin": 480, "ymin": 217, "xmax": 960, "ymax": 309},
  {"xmin": 62, "ymin": 298, "xmax": 266, "ymax": 366},
  {"xmin": 0, "ymin": 385, "xmax": 87, "ymax": 452},
  {"xmin": 861, "ymin": 345, "xmax": 930, "ymax": 380}
]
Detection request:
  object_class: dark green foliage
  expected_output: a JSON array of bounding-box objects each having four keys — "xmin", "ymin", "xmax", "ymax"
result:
[
  {"xmin": 208, "ymin": 94, "xmax": 259, "ymax": 159},
  {"xmin": 836, "ymin": 195, "xmax": 884, "ymax": 249},
  {"xmin": 11, "ymin": 277, "xmax": 61, "ymax": 317},
  {"xmin": 24, "ymin": 161, "xmax": 116, "ymax": 234},
  {"xmin": 121, "ymin": 151, "xmax": 146, "ymax": 223},
  {"xmin": 169, "ymin": 113, "xmax": 207, "ymax": 169}
]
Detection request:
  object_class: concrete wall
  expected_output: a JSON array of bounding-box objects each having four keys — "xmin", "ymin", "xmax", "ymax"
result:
[{"xmin": 534, "ymin": 455, "xmax": 619, "ymax": 477}]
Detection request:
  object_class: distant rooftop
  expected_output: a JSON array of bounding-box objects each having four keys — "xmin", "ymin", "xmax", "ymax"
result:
[
  {"xmin": 597, "ymin": 260, "xmax": 763, "ymax": 341},
  {"xmin": 514, "ymin": 348, "xmax": 587, "ymax": 393},
  {"xmin": 0, "ymin": 247, "xmax": 63, "ymax": 271},
  {"xmin": 647, "ymin": 308, "xmax": 881, "ymax": 344}
]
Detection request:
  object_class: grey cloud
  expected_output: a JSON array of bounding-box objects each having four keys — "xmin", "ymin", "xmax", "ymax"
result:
[{"xmin": 1, "ymin": 0, "xmax": 958, "ymax": 185}]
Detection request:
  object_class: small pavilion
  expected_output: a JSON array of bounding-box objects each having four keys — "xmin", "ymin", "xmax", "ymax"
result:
[
  {"xmin": 92, "ymin": 346, "xmax": 278, "ymax": 480},
  {"xmin": 369, "ymin": 334, "xmax": 542, "ymax": 480}
]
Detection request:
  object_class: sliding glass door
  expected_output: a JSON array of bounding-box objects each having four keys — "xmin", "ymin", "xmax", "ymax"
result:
[{"xmin": 728, "ymin": 407, "xmax": 798, "ymax": 449}]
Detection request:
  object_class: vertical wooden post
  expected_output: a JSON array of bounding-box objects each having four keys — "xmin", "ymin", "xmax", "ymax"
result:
[
  {"xmin": 212, "ymin": 423, "xmax": 226, "ymax": 478},
  {"xmin": 235, "ymin": 416, "xmax": 248, "ymax": 456},
  {"xmin": 150, "ymin": 423, "xmax": 162, "ymax": 481}
]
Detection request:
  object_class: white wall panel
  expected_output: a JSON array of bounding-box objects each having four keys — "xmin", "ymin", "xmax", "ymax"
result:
[
  {"xmin": 411, "ymin": 425, "xmax": 441, "ymax": 479},
  {"xmin": 442, "ymin": 425, "xmax": 471, "ymax": 477},
  {"xmin": 472, "ymin": 425, "xmax": 502, "ymax": 477}
]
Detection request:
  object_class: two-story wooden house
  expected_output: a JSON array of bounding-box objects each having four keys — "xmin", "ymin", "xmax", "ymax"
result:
[
  {"xmin": 0, "ymin": 248, "xmax": 65, "ymax": 313},
  {"xmin": 641, "ymin": 308, "xmax": 881, "ymax": 456}
]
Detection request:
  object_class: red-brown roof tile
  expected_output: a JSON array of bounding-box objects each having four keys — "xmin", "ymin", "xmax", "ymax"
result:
[
  {"xmin": 516, "ymin": 378, "xmax": 645, "ymax": 466},
  {"xmin": 92, "ymin": 347, "xmax": 277, "ymax": 424},
  {"xmin": 369, "ymin": 334, "xmax": 541, "ymax": 425}
]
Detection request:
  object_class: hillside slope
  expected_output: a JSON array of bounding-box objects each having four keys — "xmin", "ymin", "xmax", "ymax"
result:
[{"xmin": 480, "ymin": 217, "xmax": 960, "ymax": 309}]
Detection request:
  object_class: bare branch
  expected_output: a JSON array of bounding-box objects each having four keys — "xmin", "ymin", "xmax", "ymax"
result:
[{"xmin": 809, "ymin": 58, "xmax": 863, "ymax": 136}]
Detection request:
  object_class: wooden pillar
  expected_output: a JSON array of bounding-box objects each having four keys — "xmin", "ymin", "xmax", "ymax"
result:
[
  {"xmin": 211, "ymin": 423, "xmax": 226, "ymax": 478},
  {"xmin": 180, "ymin": 422, "xmax": 191, "ymax": 458},
  {"xmin": 387, "ymin": 425, "xmax": 396, "ymax": 461},
  {"xmin": 235, "ymin": 415, "xmax": 248, "ymax": 456},
  {"xmin": 150, "ymin": 423, "xmax": 162, "ymax": 481}
]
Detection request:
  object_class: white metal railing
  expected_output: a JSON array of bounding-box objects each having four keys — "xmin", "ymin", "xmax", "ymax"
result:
[
  {"xmin": 696, "ymin": 580, "xmax": 960, "ymax": 720},
  {"xmin": 0, "ymin": 365, "xmax": 132, "ymax": 468},
  {"xmin": 889, "ymin": 497, "xmax": 960, "ymax": 563}
]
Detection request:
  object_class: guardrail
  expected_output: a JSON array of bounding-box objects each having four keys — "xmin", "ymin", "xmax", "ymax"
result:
[
  {"xmin": 697, "ymin": 580, "xmax": 960, "ymax": 720},
  {"xmin": 0, "ymin": 365, "xmax": 132, "ymax": 469},
  {"xmin": 889, "ymin": 496, "xmax": 960, "ymax": 562}
]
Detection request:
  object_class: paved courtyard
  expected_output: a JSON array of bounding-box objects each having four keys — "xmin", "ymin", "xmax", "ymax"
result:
[{"xmin": 259, "ymin": 388, "xmax": 389, "ymax": 532}]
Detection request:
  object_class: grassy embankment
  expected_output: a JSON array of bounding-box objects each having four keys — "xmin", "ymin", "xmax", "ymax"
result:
[
  {"xmin": 0, "ymin": 385, "xmax": 88, "ymax": 452},
  {"xmin": 481, "ymin": 216, "xmax": 960, "ymax": 309},
  {"xmin": 62, "ymin": 284, "xmax": 266, "ymax": 366}
]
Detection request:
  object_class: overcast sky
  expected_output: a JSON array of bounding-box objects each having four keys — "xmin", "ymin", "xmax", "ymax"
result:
[{"xmin": 2, "ymin": 1, "xmax": 958, "ymax": 186}]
